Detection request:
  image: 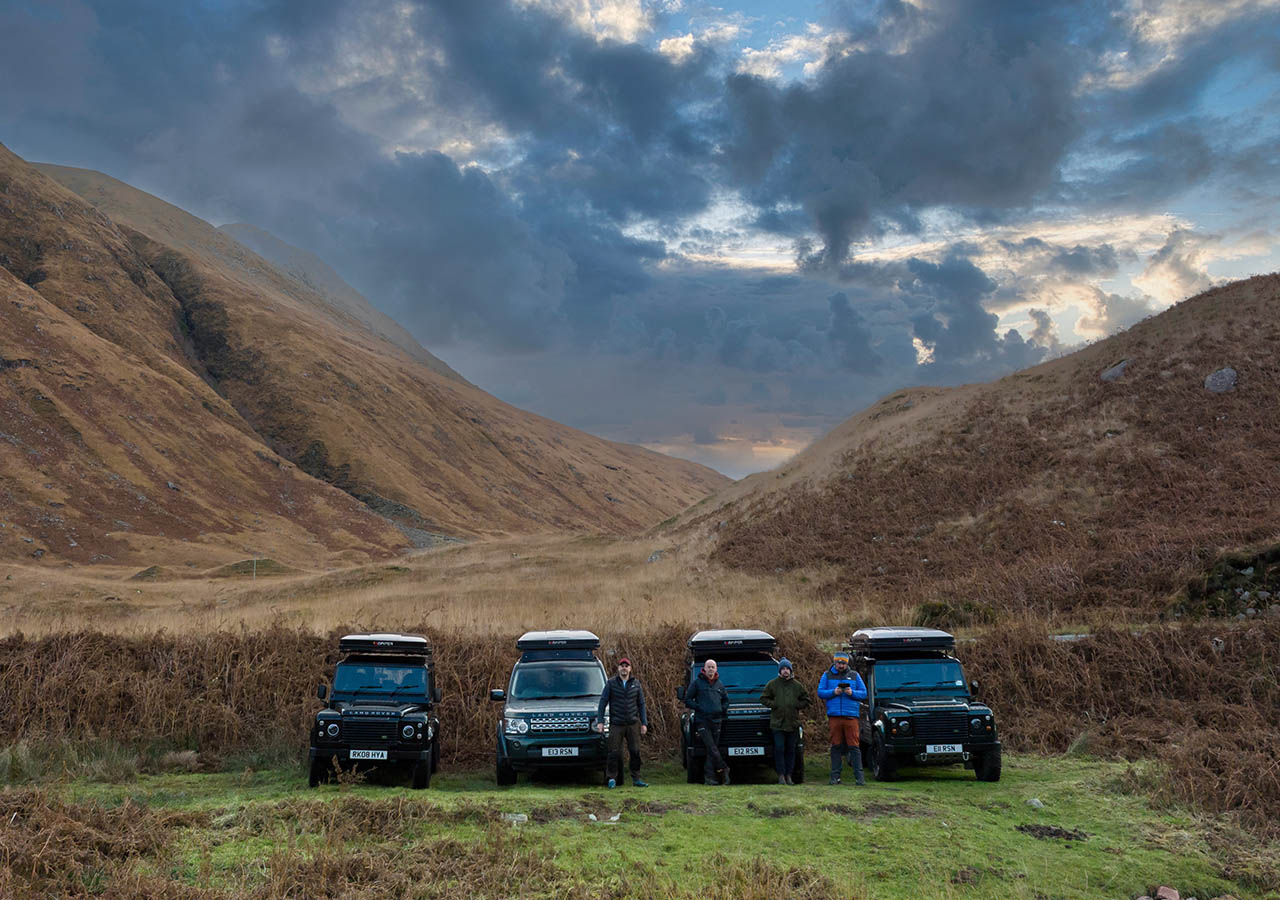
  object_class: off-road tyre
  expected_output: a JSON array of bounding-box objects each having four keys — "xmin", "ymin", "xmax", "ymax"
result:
[
  {"xmin": 495, "ymin": 753, "xmax": 517, "ymax": 786},
  {"xmin": 974, "ymin": 746, "xmax": 1002, "ymax": 782},
  {"xmin": 308, "ymin": 757, "xmax": 326, "ymax": 788},
  {"xmin": 870, "ymin": 732, "xmax": 899, "ymax": 782},
  {"xmin": 410, "ymin": 759, "xmax": 431, "ymax": 790},
  {"xmin": 430, "ymin": 739, "xmax": 440, "ymax": 774}
]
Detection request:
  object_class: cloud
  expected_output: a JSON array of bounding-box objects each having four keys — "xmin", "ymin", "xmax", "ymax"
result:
[{"xmin": 1132, "ymin": 228, "xmax": 1221, "ymax": 303}]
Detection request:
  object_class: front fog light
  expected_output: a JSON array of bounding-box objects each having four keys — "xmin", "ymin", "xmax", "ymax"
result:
[
  {"xmin": 402, "ymin": 724, "xmax": 415, "ymax": 739},
  {"xmin": 326, "ymin": 723, "xmax": 339, "ymax": 737}
]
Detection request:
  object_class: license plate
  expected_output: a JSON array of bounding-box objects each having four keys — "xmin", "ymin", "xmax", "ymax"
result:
[
  {"xmin": 349, "ymin": 749, "xmax": 387, "ymax": 760},
  {"xmin": 542, "ymin": 747, "xmax": 579, "ymax": 757},
  {"xmin": 926, "ymin": 744, "xmax": 962, "ymax": 754},
  {"xmin": 728, "ymin": 746, "xmax": 764, "ymax": 756}
]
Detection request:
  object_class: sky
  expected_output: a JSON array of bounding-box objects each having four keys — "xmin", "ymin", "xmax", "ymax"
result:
[{"xmin": 2, "ymin": 0, "xmax": 1278, "ymax": 478}]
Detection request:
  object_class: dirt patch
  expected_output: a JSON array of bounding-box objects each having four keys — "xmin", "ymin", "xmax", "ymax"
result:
[
  {"xmin": 821, "ymin": 801, "xmax": 927, "ymax": 820},
  {"xmin": 1016, "ymin": 824, "xmax": 1089, "ymax": 841},
  {"xmin": 746, "ymin": 801, "xmax": 798, "ymax": 818}
]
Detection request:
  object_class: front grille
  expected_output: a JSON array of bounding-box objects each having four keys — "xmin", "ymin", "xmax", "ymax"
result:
[
  {"xmin": 910, "ymin": 713, "xmax": 968, "ymax": 742},
  {"xmin": 530, "ymin": 716, "xmax": 590, "ymax": 733},
  {"xmin": 342, "ymin": 719, "xmax": 399, "ymax": 744},
  {"xmin": 722, "ymin": 716, "xmax": 769, "ymax": 744}
]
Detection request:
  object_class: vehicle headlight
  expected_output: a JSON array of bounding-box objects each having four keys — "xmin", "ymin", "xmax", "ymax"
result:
[
  {"xmin": 326, "ymin": 723, "xmax": 339, "ymax": 737},
  {"xmin": 504, "ymin": 718, "xmax": 529, "ymax": 735},
  {"xmin": 402, "ymin": 724, "xmax": 416, "ymax": 739},
  {"xmin": 897, "ymin": 719, "xmax": 912, "ymax": 736},
  {"xmin": 970, "ymin": 717, "xmax": 985, "ymax": 734}
]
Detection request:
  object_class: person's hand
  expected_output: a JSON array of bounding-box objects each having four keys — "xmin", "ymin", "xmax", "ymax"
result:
[
  {"xmin": 594, "ymin": 722, "xmax": 603, "ymax": 733},
  {"xmin": 640, "ymin": 725, "xmax": 647, "ymax": 736}
]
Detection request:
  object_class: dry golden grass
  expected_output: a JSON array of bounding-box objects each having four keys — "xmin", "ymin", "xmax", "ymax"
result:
[{"xmin": 0, "ymin": 533, "xmax": 870, "ymax": 637}]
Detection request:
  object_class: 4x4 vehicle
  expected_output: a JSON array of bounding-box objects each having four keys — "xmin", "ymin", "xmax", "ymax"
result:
[
  {"xmin": 852, "ymin": 626, "xmax": 1000, "ymax": 782},
  {"xmin": 677, "ymin": 630, "xmax": 803, "ymax": 783},
  {"xmin": 310, "ymin": 633, "xmax": 442, "ymax": 789},
  {"xmin": 490, "ymin": 630, "xmax": 609, "ymax": 785}
]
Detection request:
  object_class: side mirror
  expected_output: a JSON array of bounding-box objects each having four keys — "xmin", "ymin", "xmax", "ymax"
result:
[
  {"xmin": 968, "ymin": 679, "xmax": 980, "ymax": 697},
  {"xmin": 432, "ymin": 686, "xmax": 443, "ymax": 704},
  {"xmin": 316, "ymin": 684, "xmax": 328, "ymax": 701},
  {"xmin": 676, "ymin": 685, "xmax": 685, "ymax": 700},
  {"xmin": 489, "ymin": 689, "xmax": 506, "ymax": 702}
]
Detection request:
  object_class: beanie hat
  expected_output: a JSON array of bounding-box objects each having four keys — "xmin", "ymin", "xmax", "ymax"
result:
[
  {"xmin": 778, "ymin": 658, "xmax": 793, "ymax": 672},
  {"xmin": 832, "ymin": 651, "xmax": 850, "ymax": 663}
]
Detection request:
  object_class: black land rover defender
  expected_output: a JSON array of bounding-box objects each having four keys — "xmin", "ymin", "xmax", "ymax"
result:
[
  {"xmin": 852, "ymin": 626, "xmax": 1000, "ymax": 782},
  {"xmin": 490, "ymin": 630, "xmax": 609, "ymax": 785},
  {"xmin": 310, "ymin": 633, "xmax": 442, "ymax": 789},
  {"xmin": 677, "ymin": 629, "xmax": 804, "ymax": 783}
]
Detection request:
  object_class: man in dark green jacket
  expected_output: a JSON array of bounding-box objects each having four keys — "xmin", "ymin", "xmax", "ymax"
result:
[{"xmin": 760, "ymin": 658, "xmax": 810, "ymax": 785}]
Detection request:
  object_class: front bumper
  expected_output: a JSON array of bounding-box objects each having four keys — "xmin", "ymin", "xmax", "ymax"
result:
[
  {"xmin": 498, "ymin": 731, "xmax": 608, "ymax": 770},
  {"xmin": 882, "ymin": 737, "xmax": 1001, "ymax": 765},
  {"xmin": 310, "ymin": 744, "xmax": 431, "ymax": 764}
]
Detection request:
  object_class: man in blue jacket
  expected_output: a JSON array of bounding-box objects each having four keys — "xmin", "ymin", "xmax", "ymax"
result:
[{"xmin": 817, "ymin": 651, "xmax": 866, "ymax": 785}]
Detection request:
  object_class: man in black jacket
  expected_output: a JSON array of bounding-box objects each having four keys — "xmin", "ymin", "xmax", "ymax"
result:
[
  {"xmin": 596, "ymin": 657, "xmax": 648, "ymax": 788},
  {"xmin": 684, "ymin": 658, "xmax": 731, "ymax": 785}
]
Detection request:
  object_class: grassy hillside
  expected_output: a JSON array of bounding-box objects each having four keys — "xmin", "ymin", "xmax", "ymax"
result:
[{"xmin": 703, "ymin": 275, "xmax": 1280, "ymax": 626}]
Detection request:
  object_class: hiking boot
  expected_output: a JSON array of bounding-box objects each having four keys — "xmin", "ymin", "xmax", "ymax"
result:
[
  {"xmin": 777, "ymin": 775, "xmax": 787, "ymax": 785},
  {"xmin": 784, "ymin": 775, "xmax": 794, "ymax": 786},
  {"xmin": 633, "ymin": 779, "xmax": 649, "ymax": 788},
  {"xmin": 829, "ymin": 775, "xmax": 842, "ymax": 785},
  {"xmin": 719, "ymin": 768, "xmax": 731, "ymax": 785}
]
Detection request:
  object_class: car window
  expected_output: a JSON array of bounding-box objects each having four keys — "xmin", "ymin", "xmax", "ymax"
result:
[{"xmin": 510, "ymin": 662, "xmax": 606, "ymax": 700}]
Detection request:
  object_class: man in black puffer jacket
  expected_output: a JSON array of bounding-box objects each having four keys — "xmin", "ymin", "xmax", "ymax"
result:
[{"xmin": 596, "ymin": 658, "xmax": 648, "ymax": 788}]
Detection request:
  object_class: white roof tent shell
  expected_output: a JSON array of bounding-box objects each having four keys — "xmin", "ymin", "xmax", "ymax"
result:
[
  {"xmin": 338, "ymin": 633, "xmax": 431, "ymax": 656},
  {"xmin": 516, "ymin": 630, "xmax": 601, "ymax": 650}
]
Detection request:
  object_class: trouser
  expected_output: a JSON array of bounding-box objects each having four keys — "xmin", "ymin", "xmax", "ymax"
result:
[
  {"xmin": 694, "ymin": 718, "xmax": 727, "ymax": 781},
  {"xmin": 606, "ymin": 722, "xmax": 642, "ymax": 781},
  {"xmin": 829, "ymin": 716, "xmax": 865, "ymax": 783},
  {"xmin": 772, "ymin": 729, "xmax": 798, "ymax": 776}
]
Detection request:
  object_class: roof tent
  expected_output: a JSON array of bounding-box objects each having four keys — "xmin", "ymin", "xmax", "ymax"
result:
[
  {"xmin": 516, "ymin": 630, "xmax": 601, "ymax": 661},
  {"xmin": 850, "ymin": 626, "xmax": 955, "ymax": 656},
  {"xmin": 687, "ymin": 629, "xmax": 777, "ymax": 661},
  {"xmin": 338, "ymin": 633, "xmax": 432, "ymax": 657}
]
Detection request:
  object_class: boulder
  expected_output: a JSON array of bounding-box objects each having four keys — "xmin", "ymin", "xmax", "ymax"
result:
[
  {"xmin": 1203, "ymin": 367, "xmax": 1237, "ymax": 392},
  {"xmin": 1100, "ymin": 359, "xmax": 1131, "ymax": 382}
]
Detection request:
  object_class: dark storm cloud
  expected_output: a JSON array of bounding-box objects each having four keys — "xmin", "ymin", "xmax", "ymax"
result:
[{"xmin": 720, "ymin": 0, "xmax": 1123, "ymax": 268}]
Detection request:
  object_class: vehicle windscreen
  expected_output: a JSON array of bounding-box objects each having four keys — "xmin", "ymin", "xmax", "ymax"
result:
[
  {"xmin": 703, "ymin": 661, "xmax": 779, "ymax": 697},
  {"xmin": 510, "ymin": 661, "xmax": 606, "ymax": 700},
  {"xmin": 333, "ymin": 663, "xmax": 427, "ymax": 698},
  {"xmin": 873, "ymin": 659, "xmax": 968, "ymax": 696}
]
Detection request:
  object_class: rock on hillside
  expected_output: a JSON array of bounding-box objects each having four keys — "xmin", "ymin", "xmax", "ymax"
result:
[
  {"xmin": 705, "ymin": 274, "xmax": 1280, "ymax": 622},
  {"xmin": 0, "ymin": 144, "xmax": 727, "ymax": 566}
]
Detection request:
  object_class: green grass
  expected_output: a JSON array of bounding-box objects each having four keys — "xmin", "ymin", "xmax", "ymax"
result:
[{"xmin": 47, "ymin": 754, "xmax": 1275, "ymax": 900}]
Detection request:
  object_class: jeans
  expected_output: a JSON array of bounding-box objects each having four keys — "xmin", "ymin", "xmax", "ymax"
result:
[
  {"xmin": 694, "ymin": 718, "xmax": 726, "ymax": 781},
  {"xmin": 772, "ymin": 729, "xmax": 798, "ymax": 777},
  {"xmin": 606, "ymin": 722, "xmax": 642, "ymax": 782}
]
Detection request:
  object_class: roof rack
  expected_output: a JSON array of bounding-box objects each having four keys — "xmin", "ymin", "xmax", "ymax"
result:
[
  {"xmin": 338, "ymin": 633, "xmax": 432, "ymax": 657},
  {"xmin": 850, "ymin": 626, "xmax": 955, "ymax": 655}
]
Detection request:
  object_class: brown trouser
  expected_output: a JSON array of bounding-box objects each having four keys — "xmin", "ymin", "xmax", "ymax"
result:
[{"xmin": 607, "ymin": 722, "xmax": 642, "ymax": 781}]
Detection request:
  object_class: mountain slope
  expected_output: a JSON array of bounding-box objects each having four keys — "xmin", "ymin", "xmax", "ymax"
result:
[
  {"xmin": 704, "ymin": 275, "xmax": 1280, "ymax": 621},
  {"xmin": 1, "ymin": 145, "xmax": 727, "ymax": 566},
  {"xmin": 0, "ymin": 146, "xmax": 409, "ymax": 568}
]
